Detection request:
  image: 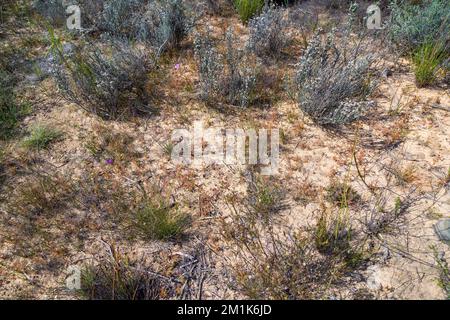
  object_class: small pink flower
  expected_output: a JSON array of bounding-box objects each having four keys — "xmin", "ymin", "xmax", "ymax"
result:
[{"xmin": 175, "ymin": 63, "xmax": 180, "ymax": 70}]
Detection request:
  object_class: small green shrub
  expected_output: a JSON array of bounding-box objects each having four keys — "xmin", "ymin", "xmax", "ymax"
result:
[
  {"xmin": 390, "ymin": 0, "xmax": 450, "ymax": 52},
  {"xmin": 22, "ymin": 125, "xmax": 63, "ymax": 150},
  {"xmin": 134, "ymin": 199, "xmax": 191, "ymax": 241},
  {"xmin": 247, "ymin": 175, "xmax": 284, "ymax": 221},
  {"xmin": 412, "ymin": 41, "xmax": 447, "ymax": 87},
  {"xmin": 234, "ymin": 0, "xmax": 264, "ymax": 24},
  {"xmin": 314, "ymin": 210, "xmax": 352, "ymax": 255}
]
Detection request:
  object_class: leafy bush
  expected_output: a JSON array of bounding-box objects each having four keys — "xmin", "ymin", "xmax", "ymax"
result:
[
  {"xmin": 294, "ymin": 30, "xmax": 377, "ymax": 125},
  {"xmin": 247, "ymin": 6, "xmax": 290, "ymax": 59},
  {"xmin": 234, "ymin": 0, "xmax": 264, "ymax": 24},
  {"xmin": 22, "ymin": 125, "xmax": 63, "ymax": 150},
  {"xmin": 50, "ymin": 33, "xmax": 156, "ymax": 120},
  {"xmin": 246, "ymin": 174, "xmax": 284, "ymax": 221},
  {"xmin": 134, "ymin": 199, "xmax": 191, "ymax": 241},
  {"xmin": 194, "ymin": 28, "xmax": 257, "ymax": 108},
  {"xmin": 389, "ymin": 0, "xmax": 450, "ymax": 52},
  {"xmin": 412, "ymin": 41, "xmax": 448, "ymax": 87}
]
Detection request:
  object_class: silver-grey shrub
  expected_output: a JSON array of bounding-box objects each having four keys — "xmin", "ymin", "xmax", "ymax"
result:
[
  {"xmin": 51, "ymin": 39, "xmax": 156, "ymax": 120},
  {"xmin": 100, "ymin": 0, "xmax": 194, "ymax": 51},
  {"xmin": 194, "ymin": 28, "xmax": 257, "ymax": 108},
  {"xmin": 35, "ymin": 0, "xmax": 194, "ymax": 52},
  {"xmin": 100, "ymin": 0, "xmax": 142, "ymax": 36},
  {"xmin": 194, "ymin": 29, "xmax": 223, "ymax": 104},
  {"xmin": 247, "ymin": 6, "xmax": 289, "ymax": 59},
  {"xmin": 136, "ymin": 0, "xmax": 192, "ymax": 51},
  {"xmin": 295, "ymin": 30, "xmax": 377, "ymax": 125}
]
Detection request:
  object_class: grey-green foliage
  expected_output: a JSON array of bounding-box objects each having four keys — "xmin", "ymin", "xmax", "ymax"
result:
[
  {"xmin": 194, "ymin": 29, "xmax": 223, "ymax": 104},
  {"xmin": 51, "ymin": 38, "xmax": 156, "ymax": 120},
  {"xmin": 389, "ymin": 0, "xmax": 450, "ymax": 52},
  {"xmin": 137, "ymin": 0, "xmax": 191, "ymax": 50},
  {"xmin": 35, "ymin": 0, "xmax": 193, "ymax": 52},
  {"xmin": 100, "ymin": 0, "xmax": 142, "ymax": 35},
  {"xmin": 247, "ymin": 5, "xmax": 290, "ymax": 59},
  {"xmin": 33, "ymin": 0, "xmax": 104, "ymax": 27},
  {"xmin": 295, "ymin": 30, "xmax": 376, "ymax": 125},
  {"xmin": 194, "ymin": 28, "xmax": 257, "ymax": 108},
  {"xmin": 33, "ymin": 0, "xmax": 66, "ymax": 25},
  {"xmin": 100, "ymin": 0, "xmax": 193, "ymax": 51}
]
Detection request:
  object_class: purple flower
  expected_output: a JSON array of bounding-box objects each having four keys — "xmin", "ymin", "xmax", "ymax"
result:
[
  {"xmin": 106, "ymin": 158, "xmax": 114, "ymax": 165},
  {"xmin": 175, "ymin": 63, "xmax": 180, "ymax": 70}
]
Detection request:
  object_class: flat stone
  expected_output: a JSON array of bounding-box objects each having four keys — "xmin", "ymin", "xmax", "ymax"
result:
[{"xmin": 434, "ymin": 219, "xmax": 450, "ymax": 244}]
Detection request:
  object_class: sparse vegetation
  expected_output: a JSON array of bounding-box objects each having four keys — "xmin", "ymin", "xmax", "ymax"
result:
[
  {"xmin": 234, "ymin": 0, "xmax": 265, "ymax": 24},
  {"xmin": 412, "ymin": 41, "xmax": 448, "ymax": 87},
  {"xmin": 80, "ymin": 247, "xmax": 173, "ymax": 300},
  {"xmin": 432, "ymin": 247, "xmax": 450, "ymax": 299},
  {"xmin": 0, "ymin": 71, "xmax": 29, "ymax": 140},
  {"xmin": 85, "ymin": 126, "xmax": 140, "ymax": 162},
  {"xmin": 134, "ymin": 198, "xmax": 191, "ymax": 241},
  {"xmin": 326, "ymin": 182, "xmax": 361, "ymax": 206},
  {"xmin": 9, "ymin": 174, "xmax": 74, "ymax": 218},
  {"xmin": 0, "ymin": 0, "xmax": 449, "ymax": 301},
  {"xmin": 222, "ymin": 196, "xmax": 365, "ymax": 299},
  {"xmin": 247, "ymin": 174, "xmax": 284, "ymax": 221},
  {"xmin": 22, "ymin": 125, "xmax": 63, "ymax": 150}
]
